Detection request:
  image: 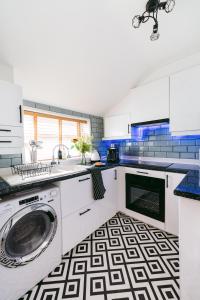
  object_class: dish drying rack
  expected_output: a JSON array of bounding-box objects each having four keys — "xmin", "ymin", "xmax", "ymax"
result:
[{"xmin": 11, "ymin": 163, "xmax": 53, "ymax": 180}]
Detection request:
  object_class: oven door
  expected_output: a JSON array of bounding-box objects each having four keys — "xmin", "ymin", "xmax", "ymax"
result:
[
  {"xmin": 126, "ymin": 173, "xmax": 165, "ymax": 222},
  {"xmin": 0, "ymin": 203, "xmax": 57, "ymax": 268}
]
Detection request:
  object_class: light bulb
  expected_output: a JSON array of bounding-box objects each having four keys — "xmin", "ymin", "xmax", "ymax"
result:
[
  {"xmin": 132, "ymin": 15, "xmax": 141, "ymax": 29},
  {"xmin": 165, "ymin": 0, "xmax": 175, "ymax": 13},
  {"xmin": 150, "ymin": 31, "xmax": 160, "ymax": 41}
]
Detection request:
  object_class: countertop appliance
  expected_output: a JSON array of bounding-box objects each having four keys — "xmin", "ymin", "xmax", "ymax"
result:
[
  {"xmin": 126, "ymin": 171, "xmax": 165, "ymax": 222},
  {"xmin": 0, "ymin": 185, "xmax": 62, "ymax": 300},
  {"xmin": 91, "ymin": 149, "xmax": 100, "ymax": 163},
  {"xmin": 107, "ymin": 144, "xmax": 119, "ymax": 163}
]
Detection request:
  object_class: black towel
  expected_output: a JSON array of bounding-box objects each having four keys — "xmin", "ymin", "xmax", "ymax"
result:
[{"xmin": 90, "ymin": 168, "xmax": 106, "ymax": 200}]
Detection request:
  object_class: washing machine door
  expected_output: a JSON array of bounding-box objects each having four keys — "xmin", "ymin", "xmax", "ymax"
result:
[{"xmin": 0, "ymin": 203, "xmax": 57, "ymax": 268}]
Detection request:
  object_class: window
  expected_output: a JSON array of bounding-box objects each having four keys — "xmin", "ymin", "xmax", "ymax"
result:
[
  {"xmin": 24, "ymin": 110, "xmax": 90, "ymax": 161},
  {"xmin": 37, "ymin": 116, "xmax": 60, "ymax": 161}
]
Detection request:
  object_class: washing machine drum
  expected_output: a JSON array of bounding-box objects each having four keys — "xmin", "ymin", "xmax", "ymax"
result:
[{"xmin": 0, "ymin": 203, "xmax": 57, "ymax": 268}]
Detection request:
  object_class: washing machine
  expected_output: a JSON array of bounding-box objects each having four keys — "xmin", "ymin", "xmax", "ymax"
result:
[{"xmin": 0, "ymin": 185, "xmax": 62, "ymax": 300}]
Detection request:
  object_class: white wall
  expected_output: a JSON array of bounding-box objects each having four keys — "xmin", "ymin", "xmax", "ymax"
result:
[
  {"xmin": 139, "ymin": 51, "xmax": 200, "ymax": 85},
  {"xmin": 0, "ymin": 62, "xmax": 13, "ymax": 83}
]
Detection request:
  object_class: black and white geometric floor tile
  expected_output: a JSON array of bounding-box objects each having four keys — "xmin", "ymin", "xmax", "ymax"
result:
[{"xmin": 19, "ymin": 212, "xmax": 179, "ymax": 300}]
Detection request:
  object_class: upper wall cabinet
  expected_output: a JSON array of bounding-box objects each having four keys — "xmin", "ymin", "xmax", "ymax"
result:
[
  {"xmin": 0, "ymin": 80, "xmax": 23, "ymax": 127},
  {"xmin": 104, "ymin": 77, "xmax": 169, "ymax": 127},
  {"xmin": 103, "ymin": 77, "xmax": 169, "ymax": 139},
  {"xmin": 103, "ymin": 114, "xmax": 131, "ymax": 140},
  {"xmin": 170, "ymin": 65, "xmax": 200, "ymax": 136},
  {"xmin": 0, "ymin": 80, "xmax": 23, "ymax": 154},
  {"xmin": 129, "ymin": 77, "xmax": 169, "ymax": 124}
]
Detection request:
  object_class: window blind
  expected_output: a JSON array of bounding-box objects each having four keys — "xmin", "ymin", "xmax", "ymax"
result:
[
  {"xmin": 80, "ymin": 122, "xmax": 90, "ymax": 136},
  {"xmin": 24, "ymin": 114, "xmax": 34, "ymax": 145},
  {"xmin": 24, "ymin": 114, "xmax": 35, "ymax": 163},
  {"xmin": 62, "ymin": 120, "xmax": 79, "ymax": 157},
  {"xmin": 23, "ymin": 110, "xmax": 90, "ymax": 161},
  {"xmin": 37, "ymin": 117, "xmax": 59, "ymax": 160}
]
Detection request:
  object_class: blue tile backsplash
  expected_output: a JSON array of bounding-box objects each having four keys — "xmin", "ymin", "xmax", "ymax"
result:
[{"xmin": 98, "ymin": 124, "xmax": 200, "ymax": 160}]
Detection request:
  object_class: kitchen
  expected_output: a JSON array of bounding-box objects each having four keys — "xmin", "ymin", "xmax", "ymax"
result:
[{"xmin": 0, "ymin": 1, "xmax": 200, "ymax": 300}]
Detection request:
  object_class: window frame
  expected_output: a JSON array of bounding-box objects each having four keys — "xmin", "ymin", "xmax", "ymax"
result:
[{"xmin": 24, "ymin": 109, "xmax": 90, "ymax": 160}]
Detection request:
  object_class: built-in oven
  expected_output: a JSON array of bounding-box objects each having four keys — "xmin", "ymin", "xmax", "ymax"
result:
[{"xmin": 126, "ymin": 172, "xmax": 165, "ymax": 222}]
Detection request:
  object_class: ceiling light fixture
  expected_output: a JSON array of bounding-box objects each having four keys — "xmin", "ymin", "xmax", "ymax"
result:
[{"xmin": 132, "ymin": 0, "xmax": 175, "ymax": 41}]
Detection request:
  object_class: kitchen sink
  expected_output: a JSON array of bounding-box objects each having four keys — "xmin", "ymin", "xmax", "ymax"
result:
[
  {"xmin": 2, "ymin": 164, "xmax": 90, "ymax": 187},
  {"xmin": 51, "ymin": 164, "xmax": 89, "ymax": 175}
]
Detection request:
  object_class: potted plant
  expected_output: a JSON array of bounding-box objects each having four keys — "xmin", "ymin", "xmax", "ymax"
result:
[{"xmin": 72, "ymin": 136, "xmax": 92, "ymax": 165}]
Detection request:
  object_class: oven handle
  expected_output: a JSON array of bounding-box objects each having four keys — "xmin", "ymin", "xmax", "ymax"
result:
[{"xmin": 136, "ymin": 171, "xmax": 149, "ymax": 175}]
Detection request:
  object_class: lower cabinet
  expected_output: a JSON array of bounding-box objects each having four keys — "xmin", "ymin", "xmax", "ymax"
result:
[
  {"xmin": 59, "ymin": 174, "xmax": 93, "ymax": 218},
  {"xmin": 179, "ymin": 197, "xmax": 200, "ymax": 300},
  {"xmin": 100, "ymin": 168, "xmax": 118, "ymax": 221},
  {"xmin": 61, "ymin": 168, "xmax": 118, "ymax": 255},
  {"xmin": 62, "ymin": 202, "xmax": 101, "ymax": 254},
  {"xmin": 165, "ymin": 172, "xmax": 185, "ymax": 235},
  {"xmin": 60, "ymin": 167, "xmax": 185, "ymax": 255}
]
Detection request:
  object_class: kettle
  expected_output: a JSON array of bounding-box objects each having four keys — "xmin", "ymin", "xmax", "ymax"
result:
[{"xmin": 91, "ymin": 150, "xmax": 100, "ymax": 163}]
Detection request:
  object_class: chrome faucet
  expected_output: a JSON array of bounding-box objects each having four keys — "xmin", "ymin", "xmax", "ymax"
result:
[{"xmin": 52, "ymin": 144, "xmax": 71, "ymax": 165}]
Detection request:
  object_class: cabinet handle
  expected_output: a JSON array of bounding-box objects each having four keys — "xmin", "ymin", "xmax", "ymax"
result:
[
  {"xmin": 0, "ymin": 129, "xmax": 11, "ymax": 132},
  {"xmin": 128, "ymin": 124, "xmax": 130, "ymax": 134},
  {"xmin": 0, "ymin": 141, "xmax": 12, "ymax": 143},
  {"xmin": 166, "ymin": 175, "xmax": 169, "ymax": 188},
  {"xmin": 114, "ymin": 169, "xmax": 117, "ymax": 180},
  {"xmin": 79, "ymin": 177, "xmax": 90, "ymax": 182},
  {"xmin": 19, "ymin": 105, "xmax": 22, "ymax": 123},
  {"xmin": 79, "ymin": 208, "xmax": 91, "ymax": 216},
  {"xmin": 136, "ymin": 171, "xmax": 149, "ymax": 175}
]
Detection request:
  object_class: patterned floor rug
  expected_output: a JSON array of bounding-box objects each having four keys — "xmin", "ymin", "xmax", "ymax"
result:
[{"xmin": 19, "ymin": 212, "xmax": 179, "ymax": 300}]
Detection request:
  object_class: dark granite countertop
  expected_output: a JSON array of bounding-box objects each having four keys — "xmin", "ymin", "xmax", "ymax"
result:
[
  {"xmin": 167, "ymin": 163, "xmax": 200, "ymax": 174},
  {"xmin": 119, "ymin": 159, "xmax": 172, "ymax": 171},
  {"xmin": 0, "ymin": 170, "xmax": 91, "ymax": 198},
  {"xmin": 174, "ymin": 170, "xmax": 200, "ymax": 200},
  {"xmin": 0, "ymin": 160, "xmax": 199, "ymax": 201},
  {"xmin": 0, "ymin": 165, "xmax": 116, "ymax": 198},
  {"xmin": 101, "ymin": 160, "xmax": 200, "ymax": 200}
]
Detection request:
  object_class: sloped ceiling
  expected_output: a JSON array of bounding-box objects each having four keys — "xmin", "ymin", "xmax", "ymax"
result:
[{"xmin": 0, "ymin": 0, "xmax": 200, "ymax": 116}]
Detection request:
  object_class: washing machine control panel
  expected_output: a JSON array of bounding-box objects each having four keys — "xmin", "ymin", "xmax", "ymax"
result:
[
  {"xmin": 17, "ymin": 187, "xmax": 58, "ymax": 207},
  {"xmin": 19, "ymin": 195, "xmax": 39, "ymax": 205}
]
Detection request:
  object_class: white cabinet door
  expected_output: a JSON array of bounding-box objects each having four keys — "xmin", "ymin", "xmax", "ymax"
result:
[
  {"xmin": 100, "ymin": 168, "xmax": 118, "ymax": 221},
  {"xmin": 62, "ymin": 202, "xmax": 101, "ymax": 254},
  {"xmin": 104, "ymin": 114, "xmax": 130, "ymax": 139},
  {"xmin": 61, "ymin": 168, "xmax": 118, "ymax": 255},
  {"xmin": 170, "ymin": 65, "xmax": 200, "ymax": 135},
  {"xmin": 130, "ymin": 77, "xmax": 169, "ymax": 124},
  {"xmin": 179, "ymin": 197, "xmax": 200, "ymax": 300},
  {"xmin": 0, "ymin": 137, "xmax": 23, "ymax": 148},
  {"xmin": 0, "ymin": 126, "xmax": 23, "ymax": 137},
  {"xmin": 59, "ymin": 174, "xmax": 93, "ymax": 217},
  {"xmin": 165, "ymin": 172, "xmax": 185, "ymax": 235},
  {"xmin": 0, "ymin": 80, "xmax": 23, "ymax": 127}
]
